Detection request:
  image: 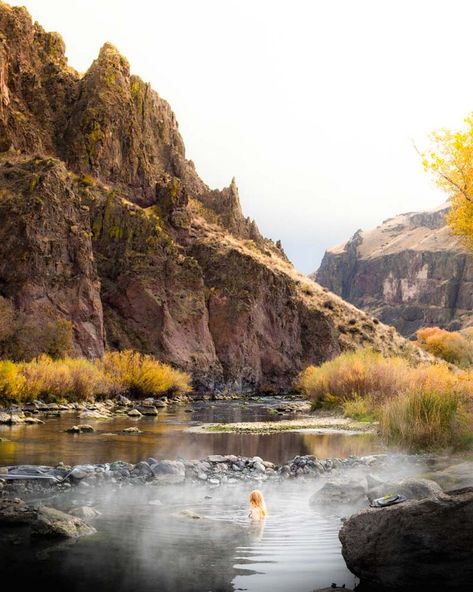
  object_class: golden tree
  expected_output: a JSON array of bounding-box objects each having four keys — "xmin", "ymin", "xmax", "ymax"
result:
[{"xmin": 422, "ymin": 115, "xmax": 473, "ymax": 249}]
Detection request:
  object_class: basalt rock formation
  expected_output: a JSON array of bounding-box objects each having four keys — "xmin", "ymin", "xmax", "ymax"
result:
[
  {"xmin": 315, "ymin": 204, "xmax": 473, "ymax": 338},
  {"xmin": 339, "ymin": 487, "xmax": 473, "ymax": 590},
  {"xmin": 0, "ymin": 2, "xmax": 415, "ymax": 391}
]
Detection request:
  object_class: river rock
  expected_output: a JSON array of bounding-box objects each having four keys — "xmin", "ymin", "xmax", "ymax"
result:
[
  {"xmin": 427, "ymin": 461, "xmax": 473, "ymax": 490},
  {"xmin": 339, "ymin": 487, "xmax": 473, "ymax": 590},
  {"xmin": 123, "ymin": 426, "xmax": 142, "ymax": 434},
  {"xmin": 310, "ymin": 479, "xmax": 367, "ymax": 507},
  {"xmin": 69, "ymin": 506, "xmax": 101, "ymax": 520},
  {"xmin": 151, "ymin": 460, "xmax": 185, "ymax": 483},
  {"xmin": 0, "ymin": 412, "xmax": 24, "ymax": 424},
  {"xmin": 0, "ymin": 498, "xmax": 36, "ymax": 524},
  {"xmin": 136, "ymin": 405, "xmax": 158, "ymax": 416},
  {"xmin": 65, "ymin": 424, "xmax": 95, "ymax": 434},
  {"xmin": 33, "ymin": 506, "xmax": 97, "ymax": 538},
  {"xmin": 23, "ymin": 417, "xmax": 45, "ymax": 424},
  {"xmin": 131, "ymin": 461, "xmax": 153, "ymax": 478},
  {"xmin": 127, "ymin": 409, "xmax": 142, "ymax": 417},
  {"xmin": 115, "ymin": 395, "xmax": 132, "ymax": 406}
]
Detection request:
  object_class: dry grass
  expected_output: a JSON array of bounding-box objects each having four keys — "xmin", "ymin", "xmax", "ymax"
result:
[
  {"xmin": 415, "ymin": 326, "xmax": 473, "ymax": 367},
  {"xmin": 0, "ymin": 351, "xmax": 192, "ymax": 404},
  {"xmin": 298, "ymin": 349, "xmax": 409, "ymax": 406},
  {"xmin": 380, "ymin": 389, "xmax": 473, "ymax": 451},
  {"xmin": 298, "ymin": 348, "xmax": 473, "ymax": 450},
  {"xmin": 98, "ymin": 351, "xmax": 191, "ymax": 398}
]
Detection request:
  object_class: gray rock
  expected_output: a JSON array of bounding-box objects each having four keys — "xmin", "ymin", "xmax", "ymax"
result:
[
  {"xmin": 310, "ymin": 479, "xmax": 367, "ymax": 507},
  {"xmin": 339, "ymin": 487, "xmax": 473, "ymax": 590},
  {"xmin": 131, "ymin": 461, "xmax": 153, "ymax": 477},
  {"xmin": 33, "ymin": 506, "xmax": 97, "ymax": 538},
  {"xmin": 0, "ymin": 498, "xmax": 36, "ymax": 524},
  {"xmin": 367, "ymin": 477, "xmax": 442, "ymax": 502},
  {"xmin": 68, "ymin": 506, "xmax": 101, "ymax": 520},
  {"xmin": 127, "ymin": 409, "xmax": 142, "ymax": 417},
  {"xmin": 151, "ymin": 460, "xmax": 185, "ymax": 483},
  {"xmin": 123, "ymin": 426, "xmax": 142, "ymax": 434},
  {"xmin": 136, "ymin": 405, "xmax": 158, "ymax": 416}
]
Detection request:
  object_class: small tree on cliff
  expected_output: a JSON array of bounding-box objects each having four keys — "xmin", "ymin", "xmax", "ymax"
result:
[{"xmin": 422, "ymin": 114, "xmax": 473, "ymax": 249}]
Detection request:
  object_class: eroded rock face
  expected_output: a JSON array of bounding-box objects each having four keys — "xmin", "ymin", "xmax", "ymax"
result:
[
  {"xmin": 339, "ymin": 487, "xmax": 473, "ymax": 590},
  {"xmin": 315, "ymin": 204, "xmax": 473, "ymax": 337},
  {"xmin": 0, "ymin": 1, "xmax": 417, "ymax": 391}
]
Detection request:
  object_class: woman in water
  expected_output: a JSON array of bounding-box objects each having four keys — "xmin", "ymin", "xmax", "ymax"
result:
[{"xmin": 248, "ymin": 489, "xmax": 267, "ymax": 521}]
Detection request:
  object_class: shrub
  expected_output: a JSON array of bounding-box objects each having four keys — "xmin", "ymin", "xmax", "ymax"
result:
[
  {"xmin": 98, "ymin": 350, "xmax": 191, "ymax": 398},
  {"xmin": 0, "ymin": 360, "xmax": 26, "ymax": 402},
  {"xmin": 0, "ymin": 351, "xmax": 192, "ymax": 404},
  {"xmin": 297, "ymin": 349, "xmax": 408, "ymax": 406},
  {"xmin": 17, "ymin": 355, "xmax": 112, "ymax": 402},
  {"xmin": 415, "ymin": 326, "xmax": 473, "ymax": 367},
  {"xmin": 380, "ymin": 389, "xmax": 473, "ymax": 451}
]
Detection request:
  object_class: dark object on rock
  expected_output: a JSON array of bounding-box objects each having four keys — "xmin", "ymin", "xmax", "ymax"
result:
[
  {"xmin": 369, "ymin": 494, "xmax": 406, "ymax": 508},
  {"xmin": 339, "ymin": 487, "xmax": 473, "ymax": 590},
  {"xmin": 366, "ymin": 477, "xmax": 442, "ymax": 503}
]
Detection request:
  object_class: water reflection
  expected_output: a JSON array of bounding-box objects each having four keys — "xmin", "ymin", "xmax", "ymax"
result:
[{"xmin": 0, "ymin": 401, "xmax": 383, "ymax": 466}]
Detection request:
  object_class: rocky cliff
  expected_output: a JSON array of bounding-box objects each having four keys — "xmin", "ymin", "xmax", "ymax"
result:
[
  {"xmin": 315, "ymin": 204, "xmax": 473, "ymax": 337},
  {"xmin": 0, "ymin": 2, "xmax": 414, "ymax": 391}
]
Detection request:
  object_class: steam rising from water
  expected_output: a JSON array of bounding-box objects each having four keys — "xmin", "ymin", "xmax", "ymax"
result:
[{"xmin": 0, "ymin": 454, "xmax": 442, "ymax": 591}]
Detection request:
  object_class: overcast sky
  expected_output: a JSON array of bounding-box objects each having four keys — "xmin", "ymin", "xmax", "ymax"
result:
[{"xmin": 10, "ymin": 1, "xmax": 473, "ymax": 272}]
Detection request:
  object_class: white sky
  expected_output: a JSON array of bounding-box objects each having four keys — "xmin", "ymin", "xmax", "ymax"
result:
[{"xmin": 9, "ymin": 0, "xmax": 473, "ymax": 272}]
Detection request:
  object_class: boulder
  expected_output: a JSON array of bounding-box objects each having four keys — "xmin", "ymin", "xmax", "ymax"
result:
[
  {"xmin": 427, "ymin": 462, "xmax": 473, "ymax": 490},
  {"xmin": 68, "ymin": 506, "xmax": 101, "ymax": 520},
  {"xmin": 367, "ymin": 477, "xmax": 442, "ymax": 503},
  {"xmin": 127, "ymin": 409, "xmax": 142, "ymax": 418},
  {"xmin": 339, "ymin": 487, "xmax": 473, "ymax": 590},
  {"xmin": 33, "ymin": 506, "xmax": 96, "ymax": 538},
  {"xmin": 0, "ymin": 498, "xmax": 36, "ymax": 524},
  {"xmin": 151, "ymin": 460, "xmax": 185, "ymax": 483},
  {"xmin": 310, "ymin": 479, "xmax": 367, "ymax": 507}
]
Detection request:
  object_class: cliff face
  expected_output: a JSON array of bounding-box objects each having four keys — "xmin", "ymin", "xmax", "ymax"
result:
[
  {"xmin": 0, "ymin": 2, "xmax": 416, "ymax": 391},
  {"xmin": 315, "ymin": 204, "xmax": 473, "ymax": 337}
]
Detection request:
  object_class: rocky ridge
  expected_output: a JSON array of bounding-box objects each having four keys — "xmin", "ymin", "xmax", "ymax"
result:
[
  {"xmin": 0, "ymin": 2, "xmax": 416, "ymax": 392},
  {"xmin": 315, "ymin": 204, "xmax": 473, "ymax": 337}
]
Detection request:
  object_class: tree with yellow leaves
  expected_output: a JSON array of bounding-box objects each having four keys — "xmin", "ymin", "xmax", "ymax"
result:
[{"xmin": 422, "ymin": 115, "xmax": 473, "ymax": 249}]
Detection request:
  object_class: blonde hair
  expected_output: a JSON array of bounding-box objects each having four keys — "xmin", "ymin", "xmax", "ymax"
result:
[{"xmin": 249, "ymin": 489, "xmax": 267, "ymax": 518}]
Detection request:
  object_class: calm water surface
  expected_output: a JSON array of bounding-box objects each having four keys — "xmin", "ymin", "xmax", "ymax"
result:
[
  {"xmin": 0, "ymin": 480, "xmax": 358, "ymax": 592},
  {"xmin": 0, "ymin": 399, "xmax": 383, "ymax": 466},
  {"xmin": 0, "ymin": 399, "xmax": 383, "ymax": 591}
]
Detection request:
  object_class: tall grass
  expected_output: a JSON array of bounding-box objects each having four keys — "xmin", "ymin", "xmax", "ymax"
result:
[
  {"xmin": 0, "ymin": 351, "xmax": 192, "ymax": 404},
  {"xmin": 380, "ymin": 389, "xmax": 473, "ymax": 450},
  {"xmin": 298, "ymin": 348, "xmax": 473, "ymax": 450},
  {"xmin": 298, "ymin": 349, "xmax": 409, "ymax": 406},
  {"xmin": 98, "ymin": 351, "xmax": 192, "ymax": 398}
]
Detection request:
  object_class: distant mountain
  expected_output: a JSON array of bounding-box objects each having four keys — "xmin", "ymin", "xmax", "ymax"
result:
[
  {"xmin": 0, "ymin": 2, "xmax": 414, "ymax": 392},
  {"xmin": 314, "ymin": 204, "xmax": 473, "ymax": 337}
]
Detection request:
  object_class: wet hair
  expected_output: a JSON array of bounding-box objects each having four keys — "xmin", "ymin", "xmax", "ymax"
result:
[{"xmin": 249, "ymin": 489, "xmax": 267, "ymax": 518}]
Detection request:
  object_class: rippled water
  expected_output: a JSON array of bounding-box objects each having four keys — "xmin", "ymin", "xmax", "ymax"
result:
[
  {"xmin": 0, "ymin": 480, "xmax": 358, "ymax": 591},
  {"xmin": 0, "ymin": 399, "xmax": 382, "ymax": 466}
]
